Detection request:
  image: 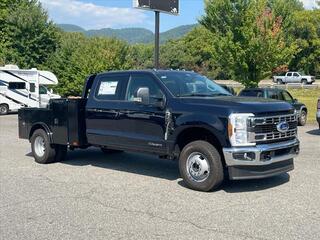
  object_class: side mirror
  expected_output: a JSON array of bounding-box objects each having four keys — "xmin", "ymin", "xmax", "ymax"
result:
[
  {"xmin": 293, "ymin": 98, "xmax": 298, "ymax": 103},
  {"xmin": 136, "ymin": 87, "xmax": 150, "ymax": 105}
]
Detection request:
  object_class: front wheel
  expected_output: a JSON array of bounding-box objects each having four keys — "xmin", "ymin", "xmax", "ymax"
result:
[
  {"xmin": 277, "ymin": 79, "xmax": 283, "ymax": 85},
  {"xmin": 179, "ymin": 140, "xmax": 224, "ymax": 192},
  {"xmin": 298, "ymin": 110, "xmax": 307, "ymax": 126},
  {"xmin": 301, "ymin": 79, "xmax": 308, "ymax": 85},
  {"xmin": 31, "ymin": 129, "xmax": 67, "ymax": 164}
]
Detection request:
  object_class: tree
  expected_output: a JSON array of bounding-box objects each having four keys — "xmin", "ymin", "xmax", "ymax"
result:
[
  {"xmin": 288, "ymin": 9, "xmax": 320, "ymax": 76},
  {"xmin": 267, "ymin": 0, "xmax": 303, "ymax": 29},
  {"xmin": 199, "ymin": 0, "xmax": 297, "ymax": 87},
  {"xmin": 0, "ymin": 0, "xmax": 19, "ymax": 64},
  {"xmin": 1, "ymin": 0, "xmax": 60, "ymax": 68},
  {"xmin": 131, "ymin": 44, "xmax": 154, "ymax": 69},
  {"xmin": 44, "ymin": 33, "xmax": 133, "ymax": 96},
  {"xmin": 160, "ymin": 27, "xmax": 227, "ymax": 79}
]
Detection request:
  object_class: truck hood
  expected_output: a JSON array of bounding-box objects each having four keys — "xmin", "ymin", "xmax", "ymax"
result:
[{"xmin": 179, "ymin": 96, "xmax": 294, "ymax": 115}]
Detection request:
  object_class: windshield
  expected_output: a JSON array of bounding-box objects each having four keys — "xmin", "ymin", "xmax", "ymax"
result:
[{"xmin": 156, "ymin": 71, "xmax": 231, "ymax": 97}]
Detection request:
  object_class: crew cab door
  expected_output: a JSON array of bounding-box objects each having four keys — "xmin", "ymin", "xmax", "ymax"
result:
[
  {"xmin": 292, "ymin": 72, "xmax": 300, "ymax": 83},
  {"xmin": 85, "ymin": 73, "xmax": 129, "ymax": 146},
  {"xmin": 285, "ymin": 72, "xmax": 293, "ymax": 83},
  {"xmin": 116, "ymin": 73, "xmax": 167, "ymax": 154}
]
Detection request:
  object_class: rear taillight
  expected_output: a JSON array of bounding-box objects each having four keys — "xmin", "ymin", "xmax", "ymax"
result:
[{"xmin": 318, "ymin": 99, "xmax": 320, "ymax": 110}]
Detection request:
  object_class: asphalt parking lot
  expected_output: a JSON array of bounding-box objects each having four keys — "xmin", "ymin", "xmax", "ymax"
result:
[{"xmin": 1, "ymin": 114, "xmax": 320, "ymax": 240}]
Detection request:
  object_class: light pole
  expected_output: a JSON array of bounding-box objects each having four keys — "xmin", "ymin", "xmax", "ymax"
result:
[{"xmin": 154, "ymin": 11, "xmax": 160, "ymax": 69}]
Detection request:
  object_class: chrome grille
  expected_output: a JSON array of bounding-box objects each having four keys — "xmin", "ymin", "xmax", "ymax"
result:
[{"xmin": 248, "ymin": 114, "xmax": 298, "ymax": 144}]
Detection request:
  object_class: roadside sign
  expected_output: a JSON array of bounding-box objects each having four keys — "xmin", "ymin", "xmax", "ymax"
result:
[
  {"xmin": 133, "ymin": 0, "xmax": 179, "ymax": 15},
  {"xmin": 133, "ymin": 0, "xmax": 179, "ymax": 69}
]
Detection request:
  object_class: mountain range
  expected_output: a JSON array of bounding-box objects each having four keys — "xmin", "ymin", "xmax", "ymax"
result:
[{"xmin": 57, "ymin": 24, "xmax": 197, "ymax": 44}]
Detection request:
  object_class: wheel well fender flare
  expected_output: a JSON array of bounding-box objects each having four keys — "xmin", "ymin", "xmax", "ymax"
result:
[
  {"xmin": 171, "ymin": 124, "xmax": 226, "ymax": 151},
  {"xmin": 300, "ymin": 106, "xmax": 307, "ymax": 113},
  {"xmin": 29, "ymin": 122, "xmax": 53, "ymax": 143}
]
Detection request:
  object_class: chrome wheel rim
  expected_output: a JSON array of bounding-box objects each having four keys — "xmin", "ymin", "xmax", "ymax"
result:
[
  {"xmin": 34, "ymin": 136, "xmax": 46, "ymax": 157},
  {"xmin": 186, "ymin": 152, "xmax": 210, "ymax": 182}
]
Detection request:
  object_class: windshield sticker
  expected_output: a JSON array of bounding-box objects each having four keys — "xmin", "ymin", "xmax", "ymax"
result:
[{"xmin": 98, "ymin": 81, "xmax": 118, "ymax": 95}]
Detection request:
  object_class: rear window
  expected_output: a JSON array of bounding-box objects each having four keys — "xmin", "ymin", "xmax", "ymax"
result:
[{"xmin": 239, "ymin": 90, "xmax": 263, "ymax": 97}]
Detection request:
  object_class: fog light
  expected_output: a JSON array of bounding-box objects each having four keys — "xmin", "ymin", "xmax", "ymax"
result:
[
  {"xmin": 233, "ymin": 152, "xmax": 255, "ymax": 161},
  {"xmin": 260, "ymin": 151, "xmax": 272, "ymax": 161}
]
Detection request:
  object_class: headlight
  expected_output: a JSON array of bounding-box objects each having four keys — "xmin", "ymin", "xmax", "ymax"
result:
[{"xmin": 228, "ymin": 113, "xmax": 255, "ymax": 147}]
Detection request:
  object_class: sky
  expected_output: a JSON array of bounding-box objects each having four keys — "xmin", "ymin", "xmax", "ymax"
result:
[{"xmin": 39, "ymin": 0, "xmax": 319, "ymax": 32}]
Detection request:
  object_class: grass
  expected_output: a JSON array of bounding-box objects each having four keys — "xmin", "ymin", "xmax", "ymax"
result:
[{"xmin": 234, "ymin": 87, "xmax": 320, "ymax": 124}]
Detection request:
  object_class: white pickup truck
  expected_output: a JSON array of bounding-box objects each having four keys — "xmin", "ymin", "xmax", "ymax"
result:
[{"xmin": 273, "ymin": 72, "xmax": 315, "ymax": 85}]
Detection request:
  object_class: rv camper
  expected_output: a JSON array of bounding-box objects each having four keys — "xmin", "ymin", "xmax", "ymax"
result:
[{"xmin": 0, "ymin": 65, "xmax": 60, "ymax": 115}]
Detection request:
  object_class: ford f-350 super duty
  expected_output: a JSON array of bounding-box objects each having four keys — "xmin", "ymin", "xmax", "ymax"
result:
[{"xmin": 18, "ymin": 70, "xmax": 300, "ymax": 191}]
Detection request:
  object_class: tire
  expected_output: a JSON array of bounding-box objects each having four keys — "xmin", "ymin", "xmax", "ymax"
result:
[
  {"xmin": 301, "ymin": 79, "xmax": 307, "ymax": 85},
  {"xmin": 179, "ymin": 140, "xmax": 224, "ymax": 192},
  {"xmin": 298, "ymin": 110, "xmax": 307, "ymax": 126},
  {"xmin": 277, "ymin": 79, "xmax": 283, "ymax": 85},
  {"xmin": 100, "ymin": 147, "xmax": 123, "ymax": 154},
  {"xmin": 31, "ymin": 129, "xmax": 67, "ymax": 164},
  {"xmin": 0, "ymin": 104, "xmax": 9, "ymax": 115}
]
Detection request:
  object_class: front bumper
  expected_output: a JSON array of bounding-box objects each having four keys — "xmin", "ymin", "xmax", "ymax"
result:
[{"xmin": 223, "ymin": 139, "xmax": 299, "ymax": 180}]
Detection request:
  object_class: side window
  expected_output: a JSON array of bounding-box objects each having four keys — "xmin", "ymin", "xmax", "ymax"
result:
[
  {"xmin": 39, "ymin": 86, "xmax": 47, "ymax": 94},
  {"xmin": 267, "ymin": 90, "xmax": 279, "ymax": 100},
  {"xmin": 287, "ymin": 73, "xmax": 292, "ymax": 77},
  {"xmin": 95, "ymin": 75, "xmax": 124, "ymax": 101},
  {"xmin": 29, "ymin": 83, "xmax": 35, "ymax": 93},
  {"xmin": 282, "ymin": 91, "xmax": 293, "ymax": 102},
  {"xmin": 126, "ymin": 74, "xmax": 163, "ymax": 104},
  {"xmin": 8, "ymin": 82, "xmax": 25, "ymax": 90},
  {"xmin": 293, "ymin": 73, "xmax": 299, "ymax": 77}
]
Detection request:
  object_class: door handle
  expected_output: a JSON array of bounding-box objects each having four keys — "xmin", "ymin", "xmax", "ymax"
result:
[
  {"xmin": 87, "ymin": 108, "xmax": 120, "ymax": 118},
  {"xmin": 87, "ymin": 108, "xmax": 100, "ymax": 112},
  {"xmin": 121, "ymin": 110, "xmax": 132, "ymax": 114},
  {"xmin": 88, "ymin": 108, "xmax": 116, "ymax": 113}
]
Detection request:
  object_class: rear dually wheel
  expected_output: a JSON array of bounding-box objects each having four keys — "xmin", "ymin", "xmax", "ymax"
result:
[{"xmin": 31, "ymin": 129, "xmax": 67, "ymax": 164}]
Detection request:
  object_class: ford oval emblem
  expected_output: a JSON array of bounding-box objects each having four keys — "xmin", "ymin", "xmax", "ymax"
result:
[{"xmin": 277, "ymin": 122, "xmax": 289, "ymax": 133}]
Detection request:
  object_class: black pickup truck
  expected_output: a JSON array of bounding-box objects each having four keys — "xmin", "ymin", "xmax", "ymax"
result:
[{"xmin": 18, "ymin": 70, "xmax": 300, "ymax": 191}]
